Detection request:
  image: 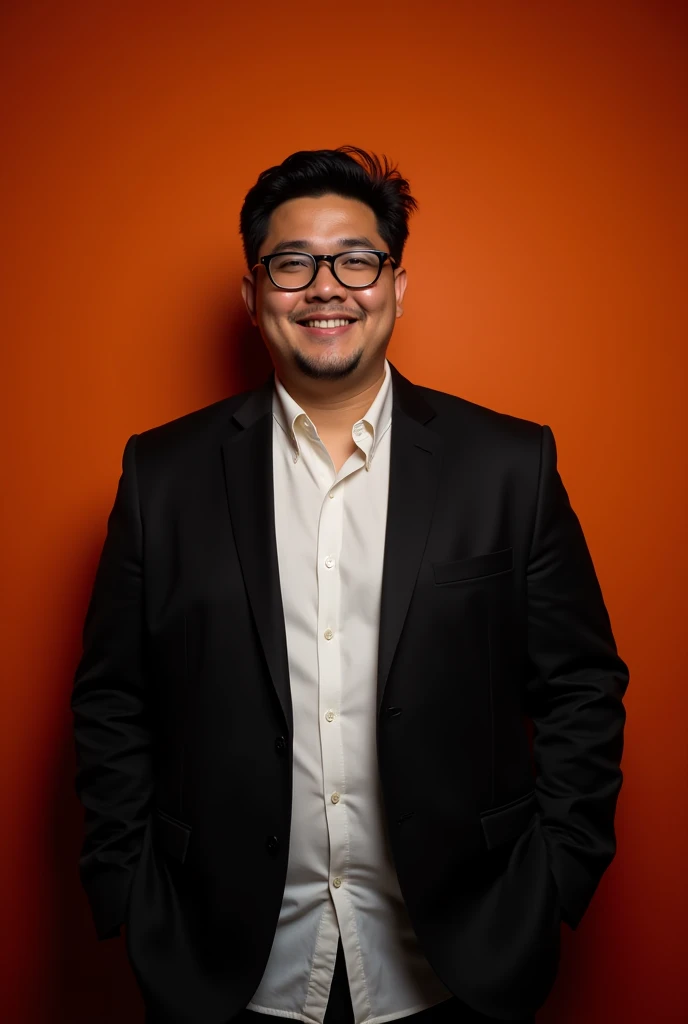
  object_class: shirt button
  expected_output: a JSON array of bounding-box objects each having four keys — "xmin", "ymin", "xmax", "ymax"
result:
[
  {"xmin": 323, "ymin": 628, "xmax": 334, "ymax": 640},
  {"xmin": 329, "ymin": 491, "xmax": 335, "ymax": 499},
  {"xmin": 331, "ymin": 792, "xmax": 340, "ymax": 804},
  {"xmin": 332, "ymin": 877, "xmax": 343, "ymax": 888},
  {"xmin": 325, "ymin": 709, "xmax": 335, "ymax": 723},
  {"xmin": 324, "ymin": 556, "xmax": 335, "ymax": 569},
  {"xmin": 274, "ymin": 735, "xmax": 287, "ymax": 755}
]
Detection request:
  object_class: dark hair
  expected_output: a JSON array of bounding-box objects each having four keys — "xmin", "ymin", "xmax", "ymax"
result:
[{"xmin": 239, "ymin": 145, "xmax": 418, "ymax": 270}]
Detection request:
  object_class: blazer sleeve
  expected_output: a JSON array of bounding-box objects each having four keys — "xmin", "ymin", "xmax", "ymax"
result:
[
  {"xmin": 525, "ymin": 424, "xmax": 629, "ymax": 930},
  {"xmin": 71, "ymin": 433, "xmax": 154, "ymax": 940}
]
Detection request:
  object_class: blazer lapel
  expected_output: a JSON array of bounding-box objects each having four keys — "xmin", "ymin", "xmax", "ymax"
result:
[
  {"xmin": 221, "ymin": 377, "xmax": 293, "ymax": 734},
  {"xmin": 378, "ymin": 365, "xmax": 443, "ymax": 712},
  {"xmin": 220, "ymin": 363, "xmax": 441, "ymax": 729}
]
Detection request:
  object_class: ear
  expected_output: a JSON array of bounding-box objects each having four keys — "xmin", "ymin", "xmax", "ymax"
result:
[
  {"xmin": 241, "ymin": 272, "xmax": 258, "ymax": 325},
  {"xmin": 393, "ymin": 265, "xmax": 407, "ymax": 318}
]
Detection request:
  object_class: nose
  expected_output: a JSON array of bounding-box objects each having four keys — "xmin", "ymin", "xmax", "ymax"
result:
[{"xmin": 304, "ymin": 259, "xmax": 347, "ymax": 303}]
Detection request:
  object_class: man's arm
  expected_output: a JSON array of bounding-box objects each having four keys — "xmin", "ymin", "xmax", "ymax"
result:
[
  {"xmin": 71, "ymin": 433, "xmax": 154, "ymax": 939},
  {"xmin": 525, "ymin": 424, "xmax": 629, "ymax": 930}
]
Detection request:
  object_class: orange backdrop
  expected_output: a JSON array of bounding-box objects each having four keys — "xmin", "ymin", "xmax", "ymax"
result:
[{"xmin": 2, "ymin": 2, "xmax": 686, "ymax": 1021}]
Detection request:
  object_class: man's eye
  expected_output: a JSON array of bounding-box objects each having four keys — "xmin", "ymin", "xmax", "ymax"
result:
[
  {"xmin": 340, "ymin": 254, "xmax": 376, "ymax": 267},
  {"xmin": 274, "ymin": 257, "xmax": 310, "ymax": 271}
]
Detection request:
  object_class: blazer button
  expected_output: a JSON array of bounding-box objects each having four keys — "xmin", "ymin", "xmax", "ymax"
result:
[
  {"xmin": 266, "ymin": 836, "xmax": 279, "ymax": 855},
  {"xmin": 275, "ymin": 736, "xmax": 287, "ymax": 755},
  {"xmin": 386, "ymin": 707, "xmax": 403, "ymax": 718}
]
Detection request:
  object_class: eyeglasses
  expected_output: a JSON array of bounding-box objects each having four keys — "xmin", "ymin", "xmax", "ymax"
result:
[{"xmin": 253, "ymin": 249, "xmax": 397, "ymax": 291}]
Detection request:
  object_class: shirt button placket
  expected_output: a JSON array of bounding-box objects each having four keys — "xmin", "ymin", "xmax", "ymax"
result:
[{"xmin": 318, "ymin": 474, "xmax": 346, "ymax": 911}]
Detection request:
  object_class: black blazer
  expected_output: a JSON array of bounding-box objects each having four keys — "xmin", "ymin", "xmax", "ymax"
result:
[{"xmin": 71, "ymin": 363, "xmax": 629, "ymax": 1023}]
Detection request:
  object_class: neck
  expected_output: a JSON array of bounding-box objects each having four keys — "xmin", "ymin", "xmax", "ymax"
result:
[{"xmin": 276, "ymin": 359, "xmax": 387, "ymax": 436}]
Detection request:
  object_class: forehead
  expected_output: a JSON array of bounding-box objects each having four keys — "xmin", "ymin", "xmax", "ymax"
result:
[{"xmin": 260, "ymin": 194, "xmax": 384, "ymax": 255}]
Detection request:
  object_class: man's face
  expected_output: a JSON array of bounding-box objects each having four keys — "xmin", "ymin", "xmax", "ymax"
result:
[{"xmin": 242, "ymin": 194, "xmax": 407, "ymax": 382}]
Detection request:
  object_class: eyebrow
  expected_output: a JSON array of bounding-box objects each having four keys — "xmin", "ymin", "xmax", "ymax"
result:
[{"xmin": 270, "ymin": 236, "xmax": 377, "ymax": 253}]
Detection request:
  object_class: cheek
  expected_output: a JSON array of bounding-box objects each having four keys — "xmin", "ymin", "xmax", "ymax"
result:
[
  {"xmin": 357, "ymin": 287, "xmax": 396, "ymax": 325},
  {"xmin": 258, "ymin": 292, "xmax": 297, "ymax": 329}
]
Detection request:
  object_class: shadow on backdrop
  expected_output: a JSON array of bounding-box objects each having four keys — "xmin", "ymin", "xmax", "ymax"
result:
[{"xmin": 50, "ymin": 300, "xmax": 269, "ymax": 1023}]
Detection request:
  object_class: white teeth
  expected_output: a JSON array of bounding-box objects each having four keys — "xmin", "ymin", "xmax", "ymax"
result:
[{"xmin": 303, "ymin": 319, "xmax": 353, "ymax": 328}]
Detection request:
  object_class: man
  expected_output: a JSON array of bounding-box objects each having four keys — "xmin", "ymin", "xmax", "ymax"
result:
[{"xmin": 71, "ymin": 146, "xmax": 629, "ymax": 1024}]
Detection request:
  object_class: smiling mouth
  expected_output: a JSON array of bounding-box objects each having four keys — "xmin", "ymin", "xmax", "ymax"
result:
[{"xmin": 296, "ymin": 317, "xmax": 358, "ymax": 329}]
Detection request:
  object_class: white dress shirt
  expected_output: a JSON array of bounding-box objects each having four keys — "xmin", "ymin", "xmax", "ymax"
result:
[{"xmin": 247, "ymin": 360, "xmax": 452, "ymax": 1024}]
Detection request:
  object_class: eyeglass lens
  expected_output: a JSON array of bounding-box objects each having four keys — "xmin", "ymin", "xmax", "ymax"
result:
[{"xmin": 269, "ymin": 251, "xmax": 382, "ymax": 289}]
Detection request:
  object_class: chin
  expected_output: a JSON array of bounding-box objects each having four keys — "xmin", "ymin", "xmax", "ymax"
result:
[{"xmin": 292, "ymin": 347, "xmax": 364, "ymax": 381}]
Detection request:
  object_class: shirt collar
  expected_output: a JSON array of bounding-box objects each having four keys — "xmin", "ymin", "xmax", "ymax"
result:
[{"xmin": 272, "ymin": 359, "xmax": 393, "ymax": 471}]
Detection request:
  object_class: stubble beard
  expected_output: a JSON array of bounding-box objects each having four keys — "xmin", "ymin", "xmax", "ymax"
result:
[{"xmin": 292, "ymin": 345, "xmax": 364, "ymax": 380}]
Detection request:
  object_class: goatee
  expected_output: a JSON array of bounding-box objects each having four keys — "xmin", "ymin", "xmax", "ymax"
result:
[{"xmin": 293, "ymin": 347, "xmax": 363, "ymax": 380}]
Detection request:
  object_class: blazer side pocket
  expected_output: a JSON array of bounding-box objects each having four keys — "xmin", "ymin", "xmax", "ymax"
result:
[
  {"xmin": 480, "ymin": 789, "xmax": 538, "ymax": 850},
  {"xmin": 433, "ymin": 547, "xmax": 514, "ymax": 586},
  {"xmin": 153, "ymin": 808, "xmax": 191, "ymax": 864}
]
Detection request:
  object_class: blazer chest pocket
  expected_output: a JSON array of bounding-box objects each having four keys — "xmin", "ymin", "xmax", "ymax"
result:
[
  {"xmin": 433, "ymin": 546, "xmax": 513, "ymax": 586},
  {"xmin": 153, "ymin": 808, "xmax": 191, "ymax": 864},
  {"xmin": 480, "ymin": 789, "xmax": 538, "ymax": 850}
]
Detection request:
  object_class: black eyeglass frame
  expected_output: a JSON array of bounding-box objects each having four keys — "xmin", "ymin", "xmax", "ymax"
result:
[{"xmin": 252, "ymin": 249, "xmax": 398, "ymax": 291}]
